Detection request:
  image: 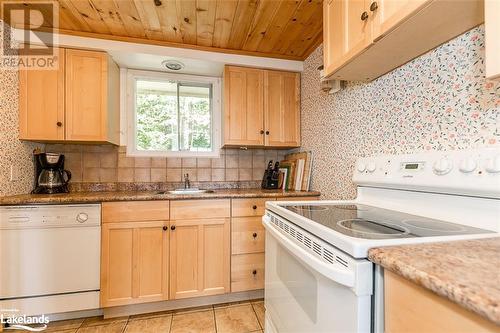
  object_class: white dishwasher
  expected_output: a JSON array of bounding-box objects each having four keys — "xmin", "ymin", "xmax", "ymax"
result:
[{"xmin": 0, "ymin": 204, "xmax": 101, "ymax": 316}]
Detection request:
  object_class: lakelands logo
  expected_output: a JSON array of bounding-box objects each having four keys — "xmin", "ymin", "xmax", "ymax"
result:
[
  {"xmin": 1, "ymin": 309, "xmax": 49, "ymax": 331},
  {"xmin": 1, "ymin": 0, "xmax": 59, "ymax": 70}
]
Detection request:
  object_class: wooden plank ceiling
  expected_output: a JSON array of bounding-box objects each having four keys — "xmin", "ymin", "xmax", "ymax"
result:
[{"xmin": 47, "ymin": 0, "xmax": 323, "ymax": 60}]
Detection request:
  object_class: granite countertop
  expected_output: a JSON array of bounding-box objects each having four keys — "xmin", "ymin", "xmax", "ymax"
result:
[
  {"xmin": 0, "ymin": 188, "xmax": 320, "ymax": 205},
  {"xmin": 369, "ymin": 238, "xmax": 500, "ymax": 325}
]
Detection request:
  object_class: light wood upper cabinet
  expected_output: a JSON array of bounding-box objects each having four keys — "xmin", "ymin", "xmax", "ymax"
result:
[
  {"xmin": 371, "ymin": 0, "xmax": 429, "ymax": 39},
  {"xmin": 18, "ymin": 48, "xmax": 119, "ymax": 144},
  {"xmin": 224, "ymin": 66, "xmax": 265, "ymax": 146},
  {"xmin": 100, "ymin": 221, "xmax": 169, "ymax": 307},
  {"xmin": 323, "ymin": 0, "xmax": 484, "ymax": 81},
  {"xmin": 65, "ymin": 49, "xmax": 119, "ymax": 144},
  {"xmin": 485, "ymin": 0, "xmax": 500, "ymax": 80},
  {"xmin": 19, "ymin": 48, "xmax": 65, "ymax": 141},
  {"xmin": 323, "ymin": 0, "xmax": 374, "ymax": 75},
  {"xmin": 265, "ymin": 71, "xmax": 301, "ymax": 147},
  {"xmin": 169, "ymin": 218, "xmax": 230, "ymax": 300},
  {"xmin": 223, "ymin": 65, "xmax": 301, "ymax": 148}
]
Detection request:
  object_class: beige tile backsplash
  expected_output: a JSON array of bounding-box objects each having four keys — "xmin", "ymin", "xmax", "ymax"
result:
[{"xmin": 44, "ymin": 145, "xmax": 287, "ymax": 184}]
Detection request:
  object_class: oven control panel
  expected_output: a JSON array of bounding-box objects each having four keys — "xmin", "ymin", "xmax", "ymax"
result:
[{"xmin": 353, "ymin": 147, "xmax": 500, "ymax": 198}]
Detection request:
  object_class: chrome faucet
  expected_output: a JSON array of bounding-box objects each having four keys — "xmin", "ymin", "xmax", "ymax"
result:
[{"xmin": 184, "ymin": 173, "xmax": 190, "ymax": 189}]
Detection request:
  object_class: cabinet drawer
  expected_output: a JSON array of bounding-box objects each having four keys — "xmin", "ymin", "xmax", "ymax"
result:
[
  {"xmin": 170, "ymin": 199, "xmax": 230, "ymax": 220},
  {"xmin": 232, "ymin": 217, "xmax": 265, "ymax": 254},
  {"xmin": 231, "ymin": 253, "xmax": 265, "ymax": 292},
  {"xmin": 102, "ymin": 201, "xmax": 169, "ymax": 223},
  {"xmin": 232, "ymin": 198, "xmax": 274, "ymax": 217}
]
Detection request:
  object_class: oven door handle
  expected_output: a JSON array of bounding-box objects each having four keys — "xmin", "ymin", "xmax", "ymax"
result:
[{"xmin": 263, "ymin": 216, "xmax": 355, "ymax": 288}]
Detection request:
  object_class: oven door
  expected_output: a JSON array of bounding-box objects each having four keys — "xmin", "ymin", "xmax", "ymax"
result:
[{"xmin": 264, "ymin": 218, "xmax": 372, "ymax": 333}]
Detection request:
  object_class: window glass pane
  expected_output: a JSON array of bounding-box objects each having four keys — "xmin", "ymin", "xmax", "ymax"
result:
[
  {"xmin": 178, "ymin": 84, "xmax": 212, "ymax": 152},
  {"xmin": 135, "ymin": 80, "xmax": 178, "ymax": 151}
]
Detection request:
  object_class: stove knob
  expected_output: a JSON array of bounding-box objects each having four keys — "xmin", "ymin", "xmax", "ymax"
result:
[
  {"xmin": 76, "ymin": 212, "xmax": 88, "ymax": 223},
  {"xmin": 485, "ymin": 155, "xmax": 500, "ymax": 173},
  {"xmin": 357, "ymin": 162, "xmax": 366, "ymax": 173},
  {"xmin": 433, "ymin": 157, "xmax": 453, "ymax": 175},
  {"xmin": 458, "ymin": 157, "xmax": 477, "ymax": 173},
  {"xmin": 366, "ymin": 162, "xmax": 376, "ymax": 173}
]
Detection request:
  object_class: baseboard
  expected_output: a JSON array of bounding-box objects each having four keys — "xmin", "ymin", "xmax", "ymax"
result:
[{"xmin": 103, "ymin": 290, "xmax": 264, "ymax": 318}]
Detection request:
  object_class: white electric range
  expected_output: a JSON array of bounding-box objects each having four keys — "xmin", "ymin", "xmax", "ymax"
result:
[{"xmin": 263, "ymin": 147, "xmax": 500, "ymax": 333}]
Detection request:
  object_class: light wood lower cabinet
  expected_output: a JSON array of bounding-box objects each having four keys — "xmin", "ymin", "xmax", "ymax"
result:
[
  {"xmin": 101, "ymin": 196, "xmax": 320, "ymax": 306},
  {"xmin": 385, "ymin": 270, "xmax": 500, "ymax": 333},
  {"xmin": 170, "ymin": 218, "xmax": 231, "ymax": 299},
  {"xmin": 100, "ymin": 221, "xmax": 169, "ymax": 307}
]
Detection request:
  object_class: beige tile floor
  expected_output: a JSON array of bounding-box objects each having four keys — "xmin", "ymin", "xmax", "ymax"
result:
[{"xmin": 42, "ymin": 299, "xmax": 265, "ymax": 333}]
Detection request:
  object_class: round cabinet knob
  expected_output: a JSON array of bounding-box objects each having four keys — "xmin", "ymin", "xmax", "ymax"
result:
[
  {"xmin": 361, "ymin": 11, "xmax": 369, "ymax": 21},
  {"xmin": 366, "ymin": 162, "xmax": 376, "ymax": 173},
  {"xmin": 357, "ymin": 162, "xmax": 366, "ymax": 173},
  {"xmin": 459, "ymin": 157, "xmax": 477, "ymax": 173},
  {"xmin": 260, "ymin": 130, "xmax": 264, "ymax": 134},
  {"xmin": 265, "ymin": 131, "xmax": 270, "ymax": 135},
  {"xmin": 485, "ymin": 155, "xmax": 500, "ymax": 173},
  {"xmin": 171, "ymin": 225, "xmax": 176, "ymax": 231},
  {"xmin": 252, "ymin": 205, "xmax": 257, "ymax": 210},
  {"xmin": 252, "ymin": 270, "xmax": 257, "ymax": 275},
  {"xmin": 56, "ymin": 121, "xmax": 63, "ymax": 127},
  {"xmin": 370, "ymin": 2, "xmax": 378, "ymax": 11},
  {"xmin": 252, "ymin": 232, "xmax": 258, "ymax": 238},
  {"xmin": 433, "ymin": 158, "xmax": 453, "ymax": 175},
  {"xmin": 163, "ymin": 226, "xmax": 168, "ymax": 231},
  {"xmin": 76, "ymin": 212, "xmax": 88, "ymax": 223}
]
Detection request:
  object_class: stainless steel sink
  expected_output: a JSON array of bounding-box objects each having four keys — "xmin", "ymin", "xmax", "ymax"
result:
[{"xmin": 167, "ymin": 188, "xmax": 213, "ymax": 195}]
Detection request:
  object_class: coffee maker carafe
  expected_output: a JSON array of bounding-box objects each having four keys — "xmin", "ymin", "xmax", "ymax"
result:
[{"xmin": 33, "ymin": 153, "xmax": 71, "ymax": 194}]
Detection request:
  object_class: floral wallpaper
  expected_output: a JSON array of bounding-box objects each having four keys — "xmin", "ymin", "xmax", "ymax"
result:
[
  {"xmin": 301, "ymin": 26, "xmax": 500, "ymax": 199},
  {"xmin": 0, "ymin": 23, "xmax": 42, "ymax": 197}
]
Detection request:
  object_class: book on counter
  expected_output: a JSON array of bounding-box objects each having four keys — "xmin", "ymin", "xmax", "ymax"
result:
[{"xmin": 279, "ymin": 151, "xmax": 313, "ymax": 191}]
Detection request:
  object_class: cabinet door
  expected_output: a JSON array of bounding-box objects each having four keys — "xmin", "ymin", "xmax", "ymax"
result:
[
  {"xmin": 372, "ymin": 0, "xmax": 430, "ymax": 39},
  {"xmin": 223, "ymin": 66, "xmax": 265, "ymax": 146},
  {"xmin": 170, "ymin": 218, "xmax": 230, "ymax": 299},
  {"xmin": 65, "ymin": 49, "xmax": 108, "ymax": 142},
  {"xmin": 101, "ymin": 221, "xmax": 169, "ymax": 307},
  {"xmin": 264, "ymin": 71, "xmax": 301, "ymax": 147},
  {"xmin": 19, "ymin": 48, "xmax": 65, "ymax": 141},
  {"xmin": 324, "ymin": 0, "xmax": 373, "ymax": 77},
  {"xmin": 486, "ymin": 0, "xmax": 500, "ymax": 80}
]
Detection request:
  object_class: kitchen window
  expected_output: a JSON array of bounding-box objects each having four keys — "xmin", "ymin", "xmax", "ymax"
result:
[{"xmin": 126, "ymin": 70, "xmax": 221, "ymax": 157}]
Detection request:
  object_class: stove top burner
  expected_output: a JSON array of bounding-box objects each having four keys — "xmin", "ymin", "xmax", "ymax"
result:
[
  {"xmin": 292, "ymin": 205, "xmax": 329, "ymax": 211},
  {"xmin": 401, "ymin": 219, "xmax": 468, "ymax": 232},
  {"xmin": 338, "ymin": 219, "xmax": 410, "ymax": 236},
  {"xmin": 283, "ymin": 203, "xmax": 493, "ymax": 240}
]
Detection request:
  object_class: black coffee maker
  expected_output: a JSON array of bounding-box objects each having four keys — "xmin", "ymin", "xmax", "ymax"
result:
[{"xmin": 32, "ymin": 153, "xmax": 71, "ymax": 194}]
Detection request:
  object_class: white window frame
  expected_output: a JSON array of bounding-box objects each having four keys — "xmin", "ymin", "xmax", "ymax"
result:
[{"xmin": 126, "ymin": 69, "xmax": 221, "ymax": 158}]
